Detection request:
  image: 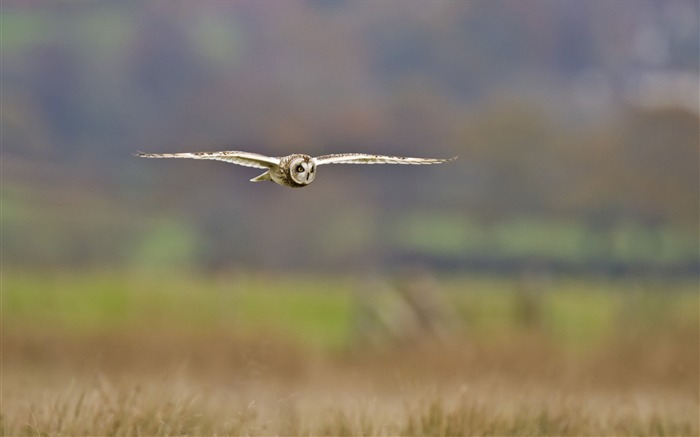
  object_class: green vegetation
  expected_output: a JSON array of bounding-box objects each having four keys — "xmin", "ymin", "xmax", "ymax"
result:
[
  {"xmin": 5, "ymin": 271, "xmax": 697, "ymax": 349},
  {"xmin": 4, "ymin": 271, "xmax": 356, "ymax": 347}
]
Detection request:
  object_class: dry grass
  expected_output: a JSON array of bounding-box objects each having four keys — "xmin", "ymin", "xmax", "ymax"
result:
[
  {"xmin": 3, "ymin": 327, "xmax": 698, "ymax": 436},
  {"xmin": 2, "ymin": 273, "xmax": 698, "ymax": 436},
  {"xmin": 4, "ymin": 369, "xmax": 697, "ymax": 436}
]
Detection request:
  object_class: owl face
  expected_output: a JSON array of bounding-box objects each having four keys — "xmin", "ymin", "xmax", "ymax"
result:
[{"xmin": 288, "ymin": 155, "xmax": 316, "ymax": 186}]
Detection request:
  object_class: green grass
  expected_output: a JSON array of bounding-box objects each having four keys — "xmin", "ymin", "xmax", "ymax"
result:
[
  {"xmin": 233, "ymin": 286, "xmax": 353, "ymax": 349},
  {"xmin": 5, "ymin": 270, "xmax": 697, "ymax": 351},
  {"xmin": 445, "ymin": 276, "xmax": 699, "ymax": 351},
  {"xmin": 3, "ymin": 271, "xmax": 356, "ymax": 348}
]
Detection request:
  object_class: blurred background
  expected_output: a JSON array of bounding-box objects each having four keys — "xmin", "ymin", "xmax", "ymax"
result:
[
  {"xmin": 2, "ymin": 1, "xmax": 699, "ymax": 434},
  {"xmin": 3, "ymin": 0, "xmax": 698, "ymax": 275}
]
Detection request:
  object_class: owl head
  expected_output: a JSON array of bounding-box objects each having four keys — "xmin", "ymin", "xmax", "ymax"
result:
[{"xmin": 288, "ymin": 155, "xmax": 316, "ymax": 185}]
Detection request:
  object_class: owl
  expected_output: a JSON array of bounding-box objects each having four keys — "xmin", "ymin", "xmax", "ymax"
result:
[{"xmin": 136, "ymin": 150, "xmax": 456, "ymax": 188}]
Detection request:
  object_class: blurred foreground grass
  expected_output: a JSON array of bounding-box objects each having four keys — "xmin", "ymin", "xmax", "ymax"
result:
[{"xmin": 2, "ymin": 270, "xmax": 698, "ymax": 436}]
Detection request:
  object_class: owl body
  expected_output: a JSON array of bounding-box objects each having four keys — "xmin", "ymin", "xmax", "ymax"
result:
[{"xmin": 136, "ymin": 150, "xmax": 454, "ymax": 188}]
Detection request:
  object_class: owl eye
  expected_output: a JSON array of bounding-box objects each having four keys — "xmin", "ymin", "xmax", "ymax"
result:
[{"xmin": 296, "ymin": 165, "xmax": 305, "ymax": 172}]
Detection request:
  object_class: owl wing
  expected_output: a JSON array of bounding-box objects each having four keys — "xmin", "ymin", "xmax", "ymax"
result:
[
  {"xmin": 135, "ymin": 150, "xmax": 279, "ymax": 169},
  {"xmin": 314, "ymin": 153, "xmax": 456, "ymax": 166}
]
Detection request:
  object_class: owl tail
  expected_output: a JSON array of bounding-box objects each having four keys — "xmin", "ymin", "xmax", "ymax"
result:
[{"xmin": 250, "ymin": 170, "xmax": 271, "ymax": 182}]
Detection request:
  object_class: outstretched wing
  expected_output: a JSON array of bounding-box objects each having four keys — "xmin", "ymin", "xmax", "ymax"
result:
[
  {"xmin": 135, "ymin": 151, "xmax": 280, "ymax": 169},
  {"xmin": 314, "ymin": 153, "xmax": 456, "ymax": 166}
]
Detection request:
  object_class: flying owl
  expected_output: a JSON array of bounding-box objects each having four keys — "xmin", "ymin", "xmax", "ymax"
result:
[{"xmin": 135, "ymin": 150, "xmax": 456, "ymax": 188}]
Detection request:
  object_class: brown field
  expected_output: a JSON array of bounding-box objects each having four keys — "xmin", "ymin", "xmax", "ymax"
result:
[{"xmin": 2, "ymin": 272, "xmax": 698, "ymax": 436}]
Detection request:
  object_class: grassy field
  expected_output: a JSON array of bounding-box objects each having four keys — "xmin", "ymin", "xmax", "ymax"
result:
[{"xmin": 2, "ymin": 270, "xmax": 698, "ymax": 436}]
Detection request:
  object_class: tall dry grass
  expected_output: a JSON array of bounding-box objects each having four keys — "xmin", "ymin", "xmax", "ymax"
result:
[
  {"xmin": 3, "ymin": 325, "xmax": 697, "ymax": 436},
  {"xmin": 4, "ymin": 374, "xmax": 696, "ymax": 436},
  {"xmin": 2, "ymin": 273, "xmax": 698, "ymax": 435}
]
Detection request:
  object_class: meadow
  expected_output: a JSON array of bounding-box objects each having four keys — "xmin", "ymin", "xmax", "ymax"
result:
[{"xmin": 2, "ymin": 270, "xmax": 698, "ymax": 436}]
